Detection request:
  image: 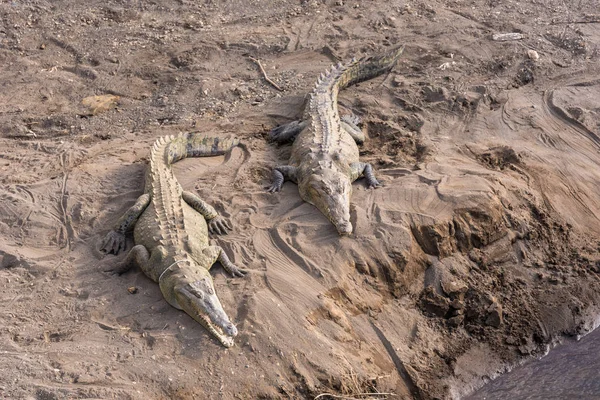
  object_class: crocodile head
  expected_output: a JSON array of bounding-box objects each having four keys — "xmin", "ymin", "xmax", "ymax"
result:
[
  {"xmin": 299, "ymin": 168, "xmax": 353, "ymax": 235},
  {"xmin": 172, "ymin": 275, "xmax": 238, "ymax": 347}
]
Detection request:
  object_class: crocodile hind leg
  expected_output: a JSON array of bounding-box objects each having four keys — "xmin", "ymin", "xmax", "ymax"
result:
[
  {"xmin": 267, "ymin": 165, "xmax": 298, "ymax": 193},
  {"xmin": 341, "ymin": 114, "xmax": 366, "ymax": 144},
  {"xmin": 104, "ymin": 244, "xmax": 149, "ymax": 275},
  {"xmin": 268, "ymin": 120, "xmax": 308, "ymax": 143},
  {"xmin": 202, "ymin": 246, "xmax": 248, "ymax": 277},
  {"xmin": 350, "ymin": 162, "xmax": 381, "ymax": 188},
  {"xmin": 182, "ymin": 191, "xmax": 232, "ymax": 235},
  {"xmin": 101, "ymin": 193, "xmax": 151, "ymax": 254}
]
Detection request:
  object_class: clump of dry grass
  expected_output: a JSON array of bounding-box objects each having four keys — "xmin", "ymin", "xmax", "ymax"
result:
[{"xmin": 314, "ymin": 362, "xmax": 396, "ymax": 400}]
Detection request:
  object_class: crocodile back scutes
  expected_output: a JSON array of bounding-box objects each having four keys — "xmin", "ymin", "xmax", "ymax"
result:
[
  {"xmin": 308, "ymin": 47, "xmax": 404, "ymax": 153},
  {"xmin": 148, "ymin": 135, "xmax": 190, "ymax": 252}
]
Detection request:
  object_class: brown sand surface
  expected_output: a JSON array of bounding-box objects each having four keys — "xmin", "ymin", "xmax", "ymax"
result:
[{"xmin": 1, "ymin": 1, "xmax": 600, "ymax": 399}]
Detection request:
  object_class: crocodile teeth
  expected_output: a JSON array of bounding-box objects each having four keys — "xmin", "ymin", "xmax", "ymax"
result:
[{"xmin": 199, "ymin": 314, "xmax": 234, "ymax": 347}]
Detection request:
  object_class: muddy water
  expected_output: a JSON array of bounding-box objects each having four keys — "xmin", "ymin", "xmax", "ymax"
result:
[{"xmin": 467, "ymin": 328, "xmax": 600, "ymax": 399}]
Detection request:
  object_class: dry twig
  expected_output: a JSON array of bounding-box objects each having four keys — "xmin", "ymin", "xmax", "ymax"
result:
[
  {"xmin": 314, "ymin": 393, "xmax": 396, "ymax": 400},
  {"xmin": 249, "ymin": 56, "xmax": 283, "ymax": 92}
]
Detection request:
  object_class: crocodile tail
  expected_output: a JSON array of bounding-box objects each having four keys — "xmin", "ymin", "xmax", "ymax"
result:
[
  {"xmin": 166, "ymin": 132, "xmax": 240, "ymax": 164},
  {"xmin": 336, "ymin": 46, "xmax": 404, "ymax": 90},
  {"xmin": 184, "ymin": 132, "xmax": 240, "ymax": 157}
]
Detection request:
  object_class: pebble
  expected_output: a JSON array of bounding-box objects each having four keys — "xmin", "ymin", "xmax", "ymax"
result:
[
  {"xmin": 492, "ymin": 33, "xmax": 523, "ymax": 41},
  {"xmin": 485, "ymin": 297, "xmax": 503, "ymax": 328},
  {"xmin": 527, "ymin": 50, "xmax": 540, "ymax": 61}
]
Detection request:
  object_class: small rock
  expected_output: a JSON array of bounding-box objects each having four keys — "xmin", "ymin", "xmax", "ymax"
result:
[
  {"xmin": 0, "ymin": 251, "xmax": 20, "ymax": 269},
  {"xmin": 128, "ymin": 286, "xmax": 138, "ymax": 294},
  {"xmin": 447, "ymin": 315, "xmax": 464, "ymax": 327},
  {"xmin": 392, "ymin": 75, "xmax": 404, "ymax": 87},
  {"xmin": 377, "ymin": 157, "xmax": 395, "ymax": 166},
  {"xmin": 505, "ymin": 336, "xmax": 518, "ymax": 345},
  {"xmin": 233, "ymin": 86, "xmax": 250, "ymax": 98},
  {"xmin": 419, "ymin": 287, "xmax": 450, "ymax": 318},
  {"xmin": 405, "ymin": 114, "xmax": 425, "ymax": 132},
  {"xmin": 441, "ymin": 280, "xmax": 468, "ymax": 298},
  {"xmin": 449, "ymin": 298, "xmax": 465, "ymax": 310},
  {"xmin": 456, "ymin": 91, "xmax": 484, "ymax": 108},
  {"xmin": 518, "ymin": 338, "xmax": 537, "ymax": 355},
  {"xmin": 566, "ymin": 106, "xmax": 584, "ymax": 121},
  {"xmin": 492, "ymin": 33, "xmax": 523, "ymax": 41},
  {"xmin": 527, "ymin": 50, "xmax": 540, "ymax": 61},
  {"xmin": 422, "ymin": 85, "xmax": 450, "ymax": 103},
  {"xmin": 485, "ymin": 298, "xmax": 503, "ymax": 328}
]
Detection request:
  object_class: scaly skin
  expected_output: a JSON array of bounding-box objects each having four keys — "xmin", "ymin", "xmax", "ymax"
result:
[
  {"xmin": 267, "ymin": 47, "xmax": 404, "ymax": 235},
  {"xmin": 100, "ymin": 132, "xmax": 246, "ymax": 347}
]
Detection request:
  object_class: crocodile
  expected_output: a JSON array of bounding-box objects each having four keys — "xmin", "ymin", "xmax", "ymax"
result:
[
  {"xmin": 100, "ymin": 132, "xmax": 247, "ymax": 347},
  {"xmin": 267, "ymin": 47, "xmax": 403, "ymax": 235}
]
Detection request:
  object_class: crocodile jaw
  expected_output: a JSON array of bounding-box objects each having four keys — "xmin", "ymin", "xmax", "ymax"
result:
[
  {"xmin": 174, "ymin": 278, "xmax": 238, "ymax": 347},
  {"xmin": 197, "ymin": 313, "xmax": 236, "ymax": 348},
  {"xmin": 324, "ymin": 202, "xmax": 352, "ymax": 235},
  {"xmin": 334, "ymin": 219, "xmax": 353, "ymax": 236}
]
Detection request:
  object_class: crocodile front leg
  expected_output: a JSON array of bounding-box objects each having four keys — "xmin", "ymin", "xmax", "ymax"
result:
[
  {"xmin": 103, "ymin": 244, "xmax": 149, "ymax": 275},
  {"xmin": 267, "ymin": 165, "xmax": 298, "ymax": 193},
  {"xmin": 202, "ymin": 246, "xmax": 248, "ymax": 277},
  {"xmin": 341, "ymin": 114, "xmax": 366, "ymax": 144},
  {"xmin": 350, "ymin": 162, "xmax": 380, "ymax": 188},
  {"xmin": 182, "ymin": 191, "xmax": 232, "ymax": 235},
  {"xmin": 269, "ymin": 120, "xmax": 308, "ymax": 143},
  {"xmin": 101, "ymin": 193, "xmax": 151, "ymax": 254}
]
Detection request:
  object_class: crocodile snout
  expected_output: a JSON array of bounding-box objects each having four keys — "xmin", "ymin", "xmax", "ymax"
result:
[
  {"xmin": 336, "ymin": 221, "xmax": 353, "ymax": 235},
  {"xmin": 224, "ymin": 323, "xmax": 238, "ymax": 337}
]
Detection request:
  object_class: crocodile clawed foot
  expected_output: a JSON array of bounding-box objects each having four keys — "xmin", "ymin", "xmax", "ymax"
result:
[
  {"xmin": 208, "ymin": 216, "xmax": 232, "ymax": 235},
  {"xmin": 266, "ymin": 184, "xmax": 282, "ymax": 193},
  {"xmin": 100, "ymin": 231, "xmax": 126, "ymax": 254},
  {"xmin": 367, "ymin": 179, "xmax": 381, "ymax": 189},
  {"xmin": 229, "ymin": 265, "xmax": 248, "ymax": 278}
]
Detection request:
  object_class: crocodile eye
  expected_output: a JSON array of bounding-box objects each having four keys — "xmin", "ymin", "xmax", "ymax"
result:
[
  {"xmin": 201, "ymin": 278, "xmax": 214, "ymax": 295},
  {"xmin": 186, "ymin": 283, "xmax": 204, "ymax": 299}
]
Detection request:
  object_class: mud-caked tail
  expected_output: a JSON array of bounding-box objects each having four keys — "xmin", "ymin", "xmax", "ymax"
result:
[
  {"xmin": 165, "ymin": 132, "xmax": 240, "ymax": 165},
  {"xmin": 336, "ymin": 46, "xmax": 404, "ymax": 90}
]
